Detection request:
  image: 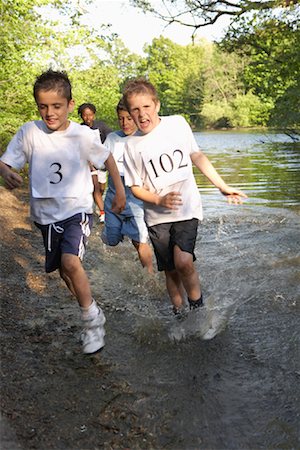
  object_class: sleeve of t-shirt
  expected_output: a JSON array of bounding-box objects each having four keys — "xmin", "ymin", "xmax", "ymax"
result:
[
  {"xmin": 0, "ymin": 124, "xmax": 29, "ymax": 170},
  {"xmin": 86, "ymin": 128, "xmax": 111, "ymax": 169},
  {"xmin": 179, "ymin": 116, "xmax": 199, "ymax": 154},
  {"xmin": 123, "ymin": 141, "xmax": 143, "ymax": 187},
  {"xmin": 103, "ymin": 132, "xmax": 114, "ymax": 152}
]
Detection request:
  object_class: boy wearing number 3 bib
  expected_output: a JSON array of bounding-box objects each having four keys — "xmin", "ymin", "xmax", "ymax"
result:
[
  {"xmin": 123, "ymin": 78, "xmax": 247, "ymax": 315},
  {"xmin": 0, "ymin": 70, "xmax": 126, "ymax": 354}
]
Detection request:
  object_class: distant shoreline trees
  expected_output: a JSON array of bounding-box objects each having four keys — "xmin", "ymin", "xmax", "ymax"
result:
[{"xmin": 1, "ymin": 0, "xmax": 299, "ymax": 151}]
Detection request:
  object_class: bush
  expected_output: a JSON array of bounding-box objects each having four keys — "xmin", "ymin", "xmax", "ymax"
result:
[{"xmin": 200, "ymin": 92, "xmax": 273, "ymax": 128}]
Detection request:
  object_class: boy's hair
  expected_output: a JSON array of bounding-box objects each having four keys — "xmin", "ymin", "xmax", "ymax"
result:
[
  {"xmin": 116, "ymin": 98, "xmax": 128, "ymax": 113},
  {"xmin": 33, "ymin": 69, "xmax": 72, "ymax": 102},
  {"xmin": 123, "ymin": 78, "xmax": 159, "ymax": 109},
  {"xmin": 78, "ymin": 103, "xmax": 96, "ymax": 116}
]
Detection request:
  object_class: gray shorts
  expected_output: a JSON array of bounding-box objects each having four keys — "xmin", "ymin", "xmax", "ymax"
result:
[
  {"xmin": 148, "ymin": 218, "xmax": 199, "ymax": 271},
  {"xmin": 35, "ymin": 213, "xmax": 93, "ymax": 273}
]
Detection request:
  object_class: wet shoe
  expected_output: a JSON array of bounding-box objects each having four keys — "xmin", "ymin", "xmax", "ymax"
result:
[
  {"xmin": 81, "ymin": 307, "xmax": 106, "ymax": 354},
  {"xmin": 172, "ymin": 306, "xmax": 187, "ymax": 320},
  {"xmin": 188, "ymin": 294, "xmax": 203, "ymax": 310}
]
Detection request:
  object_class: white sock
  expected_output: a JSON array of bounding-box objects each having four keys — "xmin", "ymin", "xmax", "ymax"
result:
[{"xmin": 80, "ymin": 299, "xmax": 99, "ymax": 321}]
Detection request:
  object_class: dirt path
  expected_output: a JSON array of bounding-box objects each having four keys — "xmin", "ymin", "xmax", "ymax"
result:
[{"xmin": 0, "ymin": 187, "xmax": 158, "ymax": 450}]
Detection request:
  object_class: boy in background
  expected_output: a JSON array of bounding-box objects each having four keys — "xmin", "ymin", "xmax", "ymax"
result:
[
  {"xmin": 123, "ymin": 78, "xmax": 247, "ymax": 314},
  {"xmin": 0, "ymin": 70, "xmax": 126, "ymax": 354},
  {"xmin": 102, "ymin": 98, "xmax": 153, "ymax": 273},
  {"xmin": 78, "ymin": 103, "xmax": 112, "ymax": 223}
]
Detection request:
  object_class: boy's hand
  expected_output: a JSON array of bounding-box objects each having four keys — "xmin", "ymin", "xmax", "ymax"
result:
[
  {"xmin": 159, "ymin": 191, "xmax": 183, "ymax": 210},
  {"xmin": 0, "ymin": 165, "xmax": 23, "ymax": 190},
  {"xmin": 220, "ymin": 187, "xmax": 248, "ymax": 205},
  {"xmin": 111, "ymin": 190, "xmax": 126, "ymax": 214}
]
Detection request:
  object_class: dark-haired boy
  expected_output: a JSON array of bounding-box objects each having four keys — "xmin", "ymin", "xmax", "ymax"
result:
[
  {"xmin": 0, "ymin": 70, "xmax": 126, "ymax": 354},
  {"xmin": 78, "ymin": 102, "xmax": 112, "ymax": 222}
]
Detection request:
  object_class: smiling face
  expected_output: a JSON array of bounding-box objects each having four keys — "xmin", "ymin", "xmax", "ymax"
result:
[
  {"xmin": 36, "ymin": 89, "xmax": 74, "ymax": 132},
  {"xmin": 80, "ymin": 107, "xmax": 95, "ymax": 128},
  {"xmin": 117, "ymin": 109, "xmax": 137, "ymax": 136},
  {"xmin": 126, "ymin": 93, "xmax": 160, "ymax": 135}
]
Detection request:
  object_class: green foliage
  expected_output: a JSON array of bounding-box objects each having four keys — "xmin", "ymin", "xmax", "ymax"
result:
[
  {"xmin": 71, "ymin": 65, "xmax": 122, "ymax": 127},
  {"xmin": 200, "ymin": 92, "xmax": 273, "ymax": 128},
  {"xmin": 269, "ymin": 83, "xmax": 300, "ymax": 128},
  {"xmin": 0, "ymin": 0, "xmax": 298, "ymax": 152},
  {"xmin": 200, "ymin": 102, "xmax": 233, "ymax": 128},
  {"xmin": 0, "ymin": 0, "xmax": 141, "ymax": 151},
  {"xmin": 142, "ymin": 37, "xmax": 205, "ymax": 124},
  {"xmin": 220, "ymin": 7, "xmax": 300, "ymax": 128}
]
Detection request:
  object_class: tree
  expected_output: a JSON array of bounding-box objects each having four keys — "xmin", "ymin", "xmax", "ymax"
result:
[
  {"xmin": 0, "ymin": 0, "xmax": 56, "ymax": 148},
  {"xmin": 0, "ymin": 0, "xmax": 127, "ymax": 149},
  {"xmin": 142, "ymin": 36, "xmax": 205, "ymax": 123},
  {"xmin": 130, "ymin": 0, "xmax": 298, "ymax": 39},
  {"xmin": 220, "ymin": 8, "xmax": 300, "ymax": 127}
]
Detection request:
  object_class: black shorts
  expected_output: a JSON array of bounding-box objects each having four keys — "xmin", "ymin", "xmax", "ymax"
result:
[
  {"xmin": 35, "ymin": 212, "xmax": 93, "ymax": 273},
  {"xmin": 148, "ymin": 218, "xmax": 199, "ymax": 272}
]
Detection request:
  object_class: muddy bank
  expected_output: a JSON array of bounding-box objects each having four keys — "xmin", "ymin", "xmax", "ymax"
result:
[{"xmin": 0, "ymin": 188, "xmax": 159, "ymax": 449}]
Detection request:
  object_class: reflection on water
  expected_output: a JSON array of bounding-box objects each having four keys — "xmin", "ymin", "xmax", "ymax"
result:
[{"xmin": 194, "ymin": 130, "xmax": 300, "ymax": 211}]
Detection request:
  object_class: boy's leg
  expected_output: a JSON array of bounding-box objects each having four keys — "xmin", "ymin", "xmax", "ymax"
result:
[
  {"xmin": 132, "ymin": 240, "xmax": 154, "ymax": 274},
  {"xmin": 173, "ymin": 245, "xmax": 202, "ymax": 302},
  {"xmin": 165, "ymin": 269, "xmax": 186, "ymax": 310},
  {"xmin": 101, "ymin": 208, "xmax": 123, "ymax": 246},
  {"xmin": 60, "ymin": 253, "xmax": 106, "ymax": 353},
  {"xmin": 60, "ymin": 213, "xmax": 106, "ymax": 353},
  {"xmin": 60, "ymin": 253, "xmax": 92, "ymax": 308}
]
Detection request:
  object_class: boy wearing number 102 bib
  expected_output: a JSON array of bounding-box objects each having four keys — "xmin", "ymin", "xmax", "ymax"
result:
[
  {"xmin": 0, "ymin": 70, "xmax": 126, "ymax": 354},
  {"xmin": 123, "ymin": 78, "xmax": 247, "ymax": 315}
]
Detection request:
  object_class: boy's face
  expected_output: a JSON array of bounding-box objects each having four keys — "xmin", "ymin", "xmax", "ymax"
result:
[
  {"xmin": 81, "ymin": 108, "xmax": 95, "ymax": 127},
  {"xmin": 36, "ymin": 90, "xmax": 74, "ymax": 132},
  {"xmin": 117, "ymin": 110, "xmax": 137, "ymax": 136},
  {"xmin": 126, "ymin": 93, "xmax": 160, "ymax": 135}
]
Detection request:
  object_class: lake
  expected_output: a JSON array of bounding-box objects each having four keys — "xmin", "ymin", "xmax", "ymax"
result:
[{"xmin": 194, "ymin": 129, "xmax": 300, "ymax": 212}]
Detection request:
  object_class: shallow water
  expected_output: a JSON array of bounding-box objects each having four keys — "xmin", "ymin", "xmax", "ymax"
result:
[{"xmin": 90, "ymin": 130, "xmax": 300, "ymax": 449}]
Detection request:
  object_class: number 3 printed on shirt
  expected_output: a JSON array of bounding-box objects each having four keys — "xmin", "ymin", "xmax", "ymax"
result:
[{"xmin": 49, "ymin": 162, "xmax": 63, "ymax": 184}]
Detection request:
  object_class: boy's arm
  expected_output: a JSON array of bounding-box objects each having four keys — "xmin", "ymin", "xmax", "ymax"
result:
[
  {"xmin": 131, "ymin": 186, "xmax": 182, "ymax": 210},
  {"xmin": 191, "ymin": 151, "xmax": 247, "ymax": 204},
  {"xmin": 0, "ymin": 161, "xmax": 23, "ymax": 190},
  {"xmin": 104, "ymin": 154, "xmax": 126, "ymax": 213}
]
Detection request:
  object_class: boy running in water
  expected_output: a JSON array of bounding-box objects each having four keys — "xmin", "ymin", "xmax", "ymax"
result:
[{"xmin": 123, "ymin": 78, "xmax": 247, "ymax": 314}]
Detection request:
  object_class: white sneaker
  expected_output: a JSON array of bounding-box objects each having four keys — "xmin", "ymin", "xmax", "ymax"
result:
[
  {"xmin": 99, "ymin": 213, "xmax": 105, "ymax": 223},
  {"xmin": 81, "ymin": 307, "xmax": 106, "ymax": 354}
]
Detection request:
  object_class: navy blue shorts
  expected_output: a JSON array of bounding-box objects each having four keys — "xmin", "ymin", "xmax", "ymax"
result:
[
  {"xmin": 148, "ymin": 218, "xmax": 198, "ymax": 272},
  {"xmin": 35, "ymin": 213, "xmax": 93, "ymax": 273}
]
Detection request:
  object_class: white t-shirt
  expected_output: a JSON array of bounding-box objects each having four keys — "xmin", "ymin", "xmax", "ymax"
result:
[
  {"xmin": 104, "ymin": 130, "xmax": 128, "ymax": 176},
  {"xmin": 1, "ymin": 120, "xmax": 110, "ymax": 224},
  {"xmin": 124, "ymin": 115, "xmax": 203, "ymax": 227}
]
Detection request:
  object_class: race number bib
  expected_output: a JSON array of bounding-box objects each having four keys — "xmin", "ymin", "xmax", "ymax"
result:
[
  {"xmin": 142, "ymin": 147, "xmax": 190, "ymax": 190},
  {"xmin": 31, "ymin": 147, "xmax": 82, "ymax": 198}
]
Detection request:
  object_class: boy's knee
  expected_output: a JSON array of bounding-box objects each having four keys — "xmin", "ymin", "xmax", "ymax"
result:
[
  {"xmin": 175, "ymin": 259, "xmax": 194, "ymax": 276},
  {"xmin": 61, "ymin": 253, "xmax": 81, "ymax": 274},
  {"xmin": 101, "ymin": 230, "xmax": 121, "ymax": 246}
]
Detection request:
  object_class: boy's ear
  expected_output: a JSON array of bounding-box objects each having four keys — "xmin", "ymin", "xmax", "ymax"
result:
[
  {"xmin": 68, "ymin": 99, "xmax": 75, "ymax": 113},
  {"xmin": 155, "ymin": 100, "xmax": 161, "ymax": 113}
]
